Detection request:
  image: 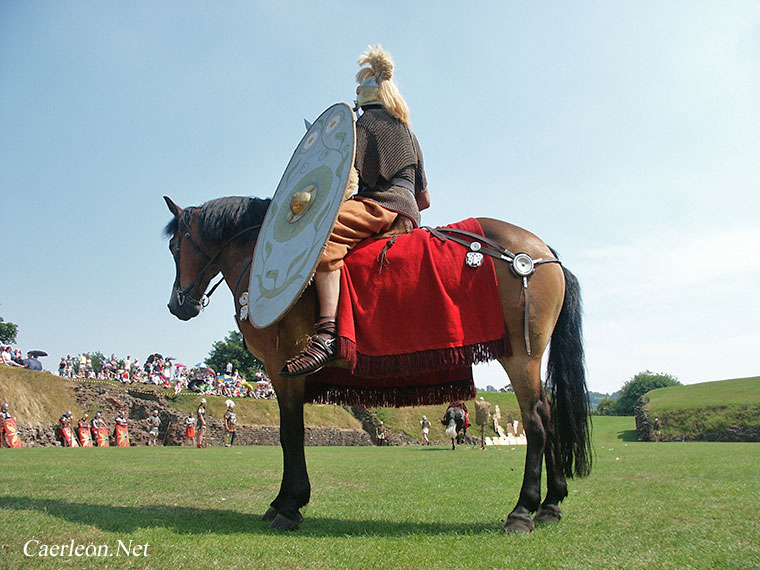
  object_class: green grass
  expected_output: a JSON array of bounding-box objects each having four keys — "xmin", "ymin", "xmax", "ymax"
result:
[
  {"xmin": 645, "ymin": 377, "xmax": 760, "ymax": 439},
  {"xmin": 2, "ymin": 417, "xmax": 759, "ymax": 569}
]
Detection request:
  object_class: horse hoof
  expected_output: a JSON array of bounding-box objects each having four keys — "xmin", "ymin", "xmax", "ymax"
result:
[
  {"xmin": 502, "ymin": 514, "xmax": 534, "ymax": 534},
  {"xmin": 269, "ymin": 513, "xmax": 301, "ymax": 531},
  {"xmin": 262, "ymin": 506, "xmax": 278, "ymax": 521},
  {"xmin": 534, "ymin": 505, "xmax": 562, "ymax": 525}
]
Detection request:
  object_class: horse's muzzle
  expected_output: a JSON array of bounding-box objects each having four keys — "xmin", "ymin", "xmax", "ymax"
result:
[{"xmin": 167, "ymin": 291, "xmax": 201, "ymax": 321}]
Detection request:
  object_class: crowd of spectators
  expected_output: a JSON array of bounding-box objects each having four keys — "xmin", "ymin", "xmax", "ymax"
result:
[
  {"xmin": 1, "ymin": 345, "xmax": 275, "ymax": 400},
  {"xmin": 1, "ymin": 344, "xmax": 45, "ymax": 370}
]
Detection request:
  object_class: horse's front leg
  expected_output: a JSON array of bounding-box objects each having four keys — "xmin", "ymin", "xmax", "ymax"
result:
[{"xmin": 268, "ymin": 377, "xmax": 310, "ymax": 531}]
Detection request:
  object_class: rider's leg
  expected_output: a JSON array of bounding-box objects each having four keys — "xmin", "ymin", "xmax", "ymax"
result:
[{"xmin": 281, "ymin": 200, "xmax": 397, "ymax": 378}]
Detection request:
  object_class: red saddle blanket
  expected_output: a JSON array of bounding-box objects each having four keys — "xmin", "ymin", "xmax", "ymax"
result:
[{"xmin": 307, "ymin": 218, "xmax": 511, "ymax": 407}]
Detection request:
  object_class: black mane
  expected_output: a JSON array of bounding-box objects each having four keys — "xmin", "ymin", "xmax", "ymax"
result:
[{"xmin": 164, "ymin": 196, "xmax": 271, "ymax": 245}]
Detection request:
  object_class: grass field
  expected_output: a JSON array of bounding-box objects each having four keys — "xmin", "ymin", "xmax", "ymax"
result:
[{"xmin": 1, "ymin": 417, "xmax": 759, "ymax": 569}]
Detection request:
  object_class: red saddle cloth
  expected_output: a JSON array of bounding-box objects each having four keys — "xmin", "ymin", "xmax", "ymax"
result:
[{"xmin": 307, "ymin": 218, "xmax": 511, "ymax": 407}]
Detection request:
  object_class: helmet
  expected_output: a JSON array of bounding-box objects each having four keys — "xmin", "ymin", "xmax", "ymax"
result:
[{"xmin": 200, "ymin": 398, "xmax": 206, "ymax": 404}]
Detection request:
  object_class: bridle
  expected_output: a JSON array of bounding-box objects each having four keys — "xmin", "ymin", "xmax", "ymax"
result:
[{"xmin": 173, "ymin": 214, "xmax": 261, "ymax": 308}]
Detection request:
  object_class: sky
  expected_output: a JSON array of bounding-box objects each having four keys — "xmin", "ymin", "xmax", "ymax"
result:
[{"xmin": 1, "ymin": 1, "xmax": 758, "ymax": 394}]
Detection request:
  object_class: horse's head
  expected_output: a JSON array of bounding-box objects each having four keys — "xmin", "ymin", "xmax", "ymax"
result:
[{"xmin": 163, "ymin": 196, "xmax": 219, "ymax": 321}]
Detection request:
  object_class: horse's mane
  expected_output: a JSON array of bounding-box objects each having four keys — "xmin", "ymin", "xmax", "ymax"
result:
[{"xmin": 164, "ymin": 196, "xmax": 271, "ymax": 245}]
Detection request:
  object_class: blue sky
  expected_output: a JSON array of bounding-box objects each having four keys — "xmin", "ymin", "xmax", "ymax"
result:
[{"xmin": 1, "ymin": 1, "xmax": 758, "ymax": 393}]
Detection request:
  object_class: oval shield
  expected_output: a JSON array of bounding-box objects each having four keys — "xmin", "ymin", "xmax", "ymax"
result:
[{"xmin": 248, "ymin": 103, "xmax": 356, "ymax": 328}]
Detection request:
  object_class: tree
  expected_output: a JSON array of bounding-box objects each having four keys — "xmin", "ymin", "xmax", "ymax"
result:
[
  {"xmin": 595, "ymin": 397, "xmax": 618, "ymax": 416},
  {"xmin": 206, "ymin": 330, "xmax": 264, "ymax": 379},
  {"xmin": 0, "ymin": 316, "xmax": 18, "ymax": 345},
  {"xmin": 614, "ymin": 371, "xmax": 681, "ymax": 415}
]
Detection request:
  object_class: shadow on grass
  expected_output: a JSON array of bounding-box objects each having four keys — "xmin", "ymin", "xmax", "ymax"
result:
[
  {"xmin": 617, "ymin": 429, "xmax": 638, "ymax": 442},
  {"xmin": 0, "ymin": 496, "xmax": 499, "ymax": 536}
]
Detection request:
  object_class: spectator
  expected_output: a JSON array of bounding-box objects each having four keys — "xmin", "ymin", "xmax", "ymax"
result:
[
  {"xmin": 1, "ymin": 346, "xmax": 22, "ymax": 367},
  {"xmin": 24, "ymin": 352, "xmax": 43, "ymax": 371}
]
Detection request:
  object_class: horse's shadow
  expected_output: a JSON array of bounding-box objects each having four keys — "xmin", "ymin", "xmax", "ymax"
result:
[{"xmin": 0, "ymin": 496, "xmax": 498, "ymax": 537}]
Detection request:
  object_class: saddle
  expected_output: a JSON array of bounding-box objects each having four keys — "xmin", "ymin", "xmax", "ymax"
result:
[{"xmin": 307, "ymin": 218, "xmax": 511, "ymax": 408}]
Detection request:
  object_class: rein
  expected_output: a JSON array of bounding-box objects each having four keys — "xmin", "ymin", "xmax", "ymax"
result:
[{"xmin": 175, "ymin": 220, "xmax": 261, "ymax": 308}]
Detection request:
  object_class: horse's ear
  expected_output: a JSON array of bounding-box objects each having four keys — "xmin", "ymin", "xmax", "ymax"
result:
[{"xmin": 164, "ymin": 196, "xmax": 182, "ymax": 217}]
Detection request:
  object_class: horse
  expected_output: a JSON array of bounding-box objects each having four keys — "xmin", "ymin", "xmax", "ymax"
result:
[
  {"xmin": 163, "ymin": 195, "xmax": 592, "ymax": 534},
  {"xmin": 443, "ymin": 405, "xmax": 467, "ymax": 450}
]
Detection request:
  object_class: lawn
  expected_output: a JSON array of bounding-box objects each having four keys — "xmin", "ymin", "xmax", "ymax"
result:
[{"xmin": 1, "ymin": 417, "xmax": 759, "ymax": 569}]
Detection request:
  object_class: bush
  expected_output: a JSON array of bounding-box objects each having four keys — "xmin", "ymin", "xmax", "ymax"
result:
[{"xmin": 615, "ymin": 371, "xmax": 681, "ymax": 415}]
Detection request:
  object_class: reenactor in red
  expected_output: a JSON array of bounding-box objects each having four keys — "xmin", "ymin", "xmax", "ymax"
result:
[
  {"xmin": 92, "ymin": 412, "xmax": 109, "ymax": 447},
  {"xmin": 1, "ymin": 402, "xmax": 23, "ymax": 448},
  {"xmin": 113, "ymin": 413, "xmax": 130, "ymax": 447},
  {"xmin": 77, "ymin": 413, "xmax": 93, "ymax": 447},
  {"xmin": 58, "ymin": 410, "xmax": 78, "ymax": 447}
]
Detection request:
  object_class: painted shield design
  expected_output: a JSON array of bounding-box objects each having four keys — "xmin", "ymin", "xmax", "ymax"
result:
[
  {"xmin": 115, "ymin": 424, "xmax": 130, "ymax": 447},
  {"xmin": 248, "ymin": 103, "xmax": 356, "ymax": 328},
  {"xmin": 78, "ymin": 427, "xmax": 93, "ymax": 447}
]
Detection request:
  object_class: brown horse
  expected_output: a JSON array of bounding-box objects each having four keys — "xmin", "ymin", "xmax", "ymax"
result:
[{"xmin": 163, "ymin": 195, "xmax": 592, "ymax": 534}]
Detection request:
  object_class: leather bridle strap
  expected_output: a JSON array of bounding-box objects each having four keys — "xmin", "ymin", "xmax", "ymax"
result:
[{"xmin": 175, "ymin": 222, "xmax": 261, "ymax": 308}]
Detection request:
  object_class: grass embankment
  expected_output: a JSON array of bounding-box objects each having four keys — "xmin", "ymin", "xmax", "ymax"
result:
[
  {"xmin": 0, "ymin": 368, "xmax": 83, "ymax": 424},
  {"xmin": 1, "ymin": 416, "xmax": 758, "ymax": 569},
  {"xmin": 645, "ymin": 376, "xmax": 760, "ymax": 439},
  {"xmin": 0, "ymin": 368, "xmax": 361, "ymax": 429}
]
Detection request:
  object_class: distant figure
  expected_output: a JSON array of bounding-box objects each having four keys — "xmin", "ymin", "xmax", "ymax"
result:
[
  {"xmin": 224, "ymin": 400, "xmax": 237, "ymax": 447},
  {"xmin": 0, "ymin": 402, "xmax": 22, "ymax": 448},
  {"xmin": 653, "ymin": 416, "xmax": 662, "ymax": 442},
  {"xmin": 474, "ymin": 397, "xmax": 492, "ymax": 449},
  {"xmin": 146, "ymin": 410, "xmax": 160, "ymax": 446},
  {"xmin": 420, "ymin": 415, "xmax": 431, "ymax": 445},
  {"xmin": 77, "ymin": 414, "xmax": 93, "ymax": 447},
  {"xmin": 1, "ymin": 346, "xmax": 22, "ymax": 367},
  {"xmin": 24, "ymin": 353, "xmax": 43, "ymax": 371},
  {"xmin": 196, "ymin": 398, "xmax": 207, "ymax": 448},
  {"xmin": 114, "ymin": 413, "xmax": 130, "ymax": 447},
  {"xmin": 92, "ymin": 411, "xmax": 109, "ymax": 447},
  {"xmin": 376, "ymin": 421, "xmax": 386, "ymax": 446},
  {"xmin": 184, "ymin": 415, "xmax": 196, "ymax": 446}
]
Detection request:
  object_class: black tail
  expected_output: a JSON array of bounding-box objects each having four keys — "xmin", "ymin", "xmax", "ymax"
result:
[{"xmin": 546, "ymin": 263, "xmax": 592, "ymax": 478}]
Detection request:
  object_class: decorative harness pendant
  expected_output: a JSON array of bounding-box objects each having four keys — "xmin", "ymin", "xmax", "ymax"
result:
[{"xmin": 466, "ymin": 241, "xmax": 484, "ymax": 268}]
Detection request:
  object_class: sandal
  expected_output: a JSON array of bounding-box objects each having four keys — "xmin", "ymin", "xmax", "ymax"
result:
[{"xmin": 280, "ymin": 320, "xmax": 337, "ymax": 377}]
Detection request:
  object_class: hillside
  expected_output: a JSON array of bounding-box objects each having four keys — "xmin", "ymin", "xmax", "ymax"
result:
[
  {"xmin": 638, "ymin": 376, "xmax": 760, "ymax": 441},
  {"xmin": 0, "ymin": 368, "xmax": 523, "ymax": 445}
]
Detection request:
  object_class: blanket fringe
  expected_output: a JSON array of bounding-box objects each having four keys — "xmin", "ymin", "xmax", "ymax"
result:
[
  {"xmin": 304, "ymin": 378, "xmax": 476, "ymax": 408},
  {"xmin": 336, "ymin": 335, "xmax": 512, "ymax": 379}
]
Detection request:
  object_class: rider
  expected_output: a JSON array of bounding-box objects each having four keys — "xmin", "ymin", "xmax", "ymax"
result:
[{"xmin": 281, "ymin": 44, "xmax": 430, "ymax": 377}]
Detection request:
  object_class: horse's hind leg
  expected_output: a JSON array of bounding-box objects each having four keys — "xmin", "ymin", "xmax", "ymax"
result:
[
  {"xmin": 534, "ymin": 409, "xmax": 568, "ymax": 525},
  {"xmin": 499, "ymin": 356, "xmax": 547, "ymax": 534}
]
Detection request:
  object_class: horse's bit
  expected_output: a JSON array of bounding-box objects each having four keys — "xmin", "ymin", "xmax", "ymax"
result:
[
  {"xmin": 424, "ymin": 226, "xmax": 561, "ymax": 356},
  {"xmin": 174, "ymin": 218, "xmax": 261, "ymax": 309}
]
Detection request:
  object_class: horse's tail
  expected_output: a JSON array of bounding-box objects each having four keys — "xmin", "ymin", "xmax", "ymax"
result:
[{"xmin": 546, "ymin": 260, "xmax": 593, "ymax": 478}]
